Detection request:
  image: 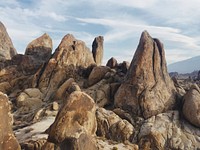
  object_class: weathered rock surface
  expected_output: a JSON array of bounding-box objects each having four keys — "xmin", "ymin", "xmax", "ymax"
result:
[
  {"xmin": 0, "ymin": 22, "xmax": 17, "ymax": 60},
  {"xmin": 96, "ymin": 137, "xmax": 138, "ymax": 150},
  {"xmin": 92, "ymin": 36, "xmax": 104, "ymax": 66},
  {"xmin": 115, "ymin": 31, "xmax": 176, "ymax": 119},
  {"xmin": 138, "ymin": 111, "xmax": 200, "ymax": 150},
  {"xmin": 183, "ymin": 84, "xmax": 200, "ymax": 127},
  {"xmin": 87, "ymin": 66, "xmax": 110, "ymax": 86},
  {"xmin": 25, "ymin": 33, "xmax": 52, "ymax": 61},
  {"xmin": 106, "ymin": 57, "xmax": 118, "ymax": 68},
  {"xmin": 0, "ymin": 23, "xmax": 199, "ymax": 150},
  {"xmin": 96, "ymin": 108, "xmax": 135, "ymax": 142},
  {"xmin": 16, "ymin": 88, "xmax": 44, "ymax": 110},
  {"xmin": 36, "ymin": 34, "xmax": 95, "ymax": 101},
  {"xmin": 84, "ymin": 79, "xmax": 111, "ymax": 107},
  {"xmin": 47, "ymin": 91, "xmax": 97, "ymax": 146},
  {"xmin": 0, "ymin": 92, "xmax": 20, "ymax": 150}
]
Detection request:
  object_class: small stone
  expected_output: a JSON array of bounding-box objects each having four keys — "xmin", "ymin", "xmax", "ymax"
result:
[{"xmin": 52, "ymin": 102, "xmax": 59, "ymax": 111}]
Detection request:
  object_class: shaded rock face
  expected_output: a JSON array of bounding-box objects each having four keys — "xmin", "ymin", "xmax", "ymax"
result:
[
  {"xmin": 183, "ymin": 84, "xmax": 200, "ymax": 127},
  {"xmin": 16, "ymin": 88, "xmax": 44, "ymax": 115},
  {"xmin": 0, "ymin": 92, "xmax": 20, "ymax": 150},
  {"xmin": 138, "ymin": 111, "xmax": 200, "ymax": 150},
  {"xmin": 48, "ymin": 91, "xmax": 97, "ymax": 145},
  {"xmin": 92, "ymin": 36, "xmax": 104, "ymax": 66},
  {"xmin": 87, "ymin": 66, "xmax": 110, "ymax": 86},
  {"xmin": 106, "ymin": 57, "xmax": 118, "ymax": 68},
  {"xmin": 25, "ymin": 33, "xmax": 52, "ymax": 61},
  {"xmin": 115, "ymin": 31, "xmax": 176, "ymax": 119},
  {"xmin": 35, "ymin": 34, "xmax": 95, "ymax": 101},
  {"xmin": 0, "ymin": 22, "xmax": 17, "ymax": 60},
  {"xmin": 96, "ymin": 108, "xmax": 134, "ymax": 143}
]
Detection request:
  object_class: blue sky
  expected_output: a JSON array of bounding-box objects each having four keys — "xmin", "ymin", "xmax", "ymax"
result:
[{"xmin": 1, "ymin": 0, "xmax": 200, "ymax": 64}]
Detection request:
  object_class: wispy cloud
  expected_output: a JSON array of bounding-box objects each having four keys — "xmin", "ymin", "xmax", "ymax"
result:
[{"xmin": 0, "ymin": 0, "xmax": 200, "ymax": 65}]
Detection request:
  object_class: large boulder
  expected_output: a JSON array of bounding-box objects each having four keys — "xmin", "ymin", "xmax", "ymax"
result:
[
  {"xmin": 84, "ymin": 79, "xmax": 111, "ymax": 107},
  {"xmin": 0, "ymin": 22, "xmax": 17, "ymax": 61},
  {"xmin": 0, "ymin": 92, "xmax": 20, "ymax": 150},
  {"xmin": 115, "ymin": 31, "xmax": 176, "ymax": 119},
  {"xmin": 47, "ymin": 91, "xmax": 97, "ymax": 146},
  {"xmin": 87, "ymin": 66, "xmax": 110, "ymax": 86},
  {"xmin": 16, "ymin": 88, "xmax": 44, "ymax": 115},
  {"xmin": 183, "ymin": 84, "xmax": 200, "ymax": 127},
  {"xmin": 106, "ymin": 57, "xmax": 118, "ymax": 68},
  {"xmin": 96, "ymin": 108, "xmax": 135, "ymax": 143},
  {"xmin": 35, "ymin": 34, "xmax": 95, "ymax": 101},
  {"xmin": 25, "ymin": 33, "xmax": 52, "ymax": 61},
  {"xmin": 92, "ymin": 36, "xmax": 104, "ymax": 66},
  {"xmin": 138, "ymin": 111, "xmax": 200, "ymax": 150}
]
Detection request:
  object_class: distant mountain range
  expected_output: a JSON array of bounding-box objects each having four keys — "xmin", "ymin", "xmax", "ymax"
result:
[{"xmin": 168, "ymin": 56, "xmax": 200, "ymax": 73}]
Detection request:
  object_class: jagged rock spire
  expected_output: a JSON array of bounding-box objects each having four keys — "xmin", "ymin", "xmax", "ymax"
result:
[{"xmin": 115, "ymin": 31, "xmax": 176, "ymax": 119}]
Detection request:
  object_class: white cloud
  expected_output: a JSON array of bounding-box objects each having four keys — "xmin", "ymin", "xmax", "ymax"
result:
[{"xmin": 1, "ymin": 0, "xmax": 200, "ymax": 65}]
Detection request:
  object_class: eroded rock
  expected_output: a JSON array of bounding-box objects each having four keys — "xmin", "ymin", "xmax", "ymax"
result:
[
  {"xmin": 48, "ymin": 91, "xmax": 97, "ymax": 145},
  {"xmin": 183, "ymin": 84, "xmax": 200, "ymax": 127},
  {"xmin": 138, "ymin": 111, "xmax": 200, "ymax": 150},
  {"xmin": 96, "ymin": 108, "xmax": 134, "ymax": 142},
  {"xmin": 0, "ymin": 92, "xmax": 20, "ymax": 150},
  {"xmin": 92, "ymin": 36, "xmax": 104, "ymax": 66},
  {"xmin": 115, "ymin": 31, "xmax": 176, "ymax": 119},
  {"xmin": 25, "ymin": 33, "xmax": 52, "ymax": 61},
  {"xmin": 0, "ymin": 21, "xmax": 17, "ymax": 61},
  {"xmin": 36, "ymin": 34, "xmax": 95, "ymax": 101}
]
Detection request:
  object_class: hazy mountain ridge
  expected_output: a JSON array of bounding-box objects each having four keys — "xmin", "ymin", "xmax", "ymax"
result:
[{"xmin": 168, "ymin": 55, "xmax": 200, "ymax": 73}]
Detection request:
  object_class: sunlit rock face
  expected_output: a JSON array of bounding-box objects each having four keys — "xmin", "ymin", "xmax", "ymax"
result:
[
  {"xmin": 0, "ymin": 21, "xmax": 17, "ymax": 60},
  {"xmin": 115, "ymin": 31, "xmax": 176, "ymax": 119}
]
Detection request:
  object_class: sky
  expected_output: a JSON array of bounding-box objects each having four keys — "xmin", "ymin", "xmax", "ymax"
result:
[{"xmin": 0, "ymin": 0, "xmax": 200, "ymax": 65}]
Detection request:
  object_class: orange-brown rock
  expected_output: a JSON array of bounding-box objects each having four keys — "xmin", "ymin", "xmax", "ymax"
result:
[
  {"xmin": 115, "ymin": 31, "xmax": 176, "ymax": 119},
  {"xmin": 25, "ymin": 33, "xmax": 52, "ymax": 61},
  {"xmin": 106, "ymin": 57, "xmax": 118, "ymax": 68},
  {"xmin": 96, "ymin": 108, "xmax": 134, "ymax": 143},
  {"xmin": 0, "ymin": 92, "xmax": 21, "ymax": 150},
  {"xmin": 139, "ymin": 111, "xmax": 200, "ymax": 149},
  {"xmin": 36, "ymin": 34, "xmax": 95, "ymax": 101},
  {"xmin": 48, "ymin": 91, "xmax": 97, "ymax": 144},
  {"xmin": 183, "ymin": 84, "xmax": 200, "ymax": 127},
  {"xmin": 92, "ymin": 36, "xmax": 104, "ymax": 66},
  {"xmin": 0, "ymin": 22, "xmax": 17, "ymax": 61},
  {"xmin": 87, "ymin": 66, "xmax": 110, "ymax": 86}
]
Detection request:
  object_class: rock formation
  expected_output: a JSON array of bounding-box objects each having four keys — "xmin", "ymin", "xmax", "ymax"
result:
[
  {"xmin": 138, "ymin": 111, "xmax": 200, "ymax": 149},
  {"xmin": 0, "ymin": 92, "xmax": 21, "ymax": 150},
  {"xmin": 183, "ymin": 84, "xmax": 200, "ymax": 127},
  {"xmin": 92, "ymin": 36, "xmax": 104, "ymax": 66},
  {"xmin": 0, "ymin": 22, "xmax": 199, "ymax": 150},
  {"xmin": 25, "ymin": 33, "xmax": 52, "ymax": 61},
  {"xmin": 47, "ymin": 91, "xmax": 97, "ymax": 148},
  {"xmin": 115, "ymin": 31, "xmax": 176, "ymax": 119},
  {"xmin": 106, "ymin": 57, "xmax": 118, "ymax": 68},
  {"xmin": 96, "ymin": 108, "xmax": 135, "ymax": 142},
  {"xmin": 35, "ymin": 34, "xmax": 95, "ymax": 101},
  {"xmin": 0, "ymin": 22, "xmax": 17, "ymax": 60},
  {"xmin": 87, "ymin": 66, "xmax": 111, "ymax": 86}
]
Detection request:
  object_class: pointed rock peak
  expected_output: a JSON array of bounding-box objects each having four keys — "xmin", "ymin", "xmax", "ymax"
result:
[
  {"xmin": 0, "ymin": 21, "xmax": 5, "ymax": 29},
  {"xmin": 141, "ymin": 30, "xmax": 151, "ymax": 39},
  {"xmin": 115, "ymin": 31, "xmax": 176, "ymax": 119},
  {"xmin": 25, "ymin": 33, "xmax": 52, "ymax": 61},
  {"xmin": 92, "ymin": 35, "xmax": 104, "ymax": 66},
  {"xmin": 0, "ymin": 22, "xmax": 17, "ymax": 60},
  {"xmin": 106, "ymin": 57, "xmax": 118, "ymax": 68},
  {"xmin": 26, "ymin": 33, "xmax": 53, "ymax": 50},
  {"xmin": 58, "ymin": 34, "xmax": 76, "ymax": 48}
]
